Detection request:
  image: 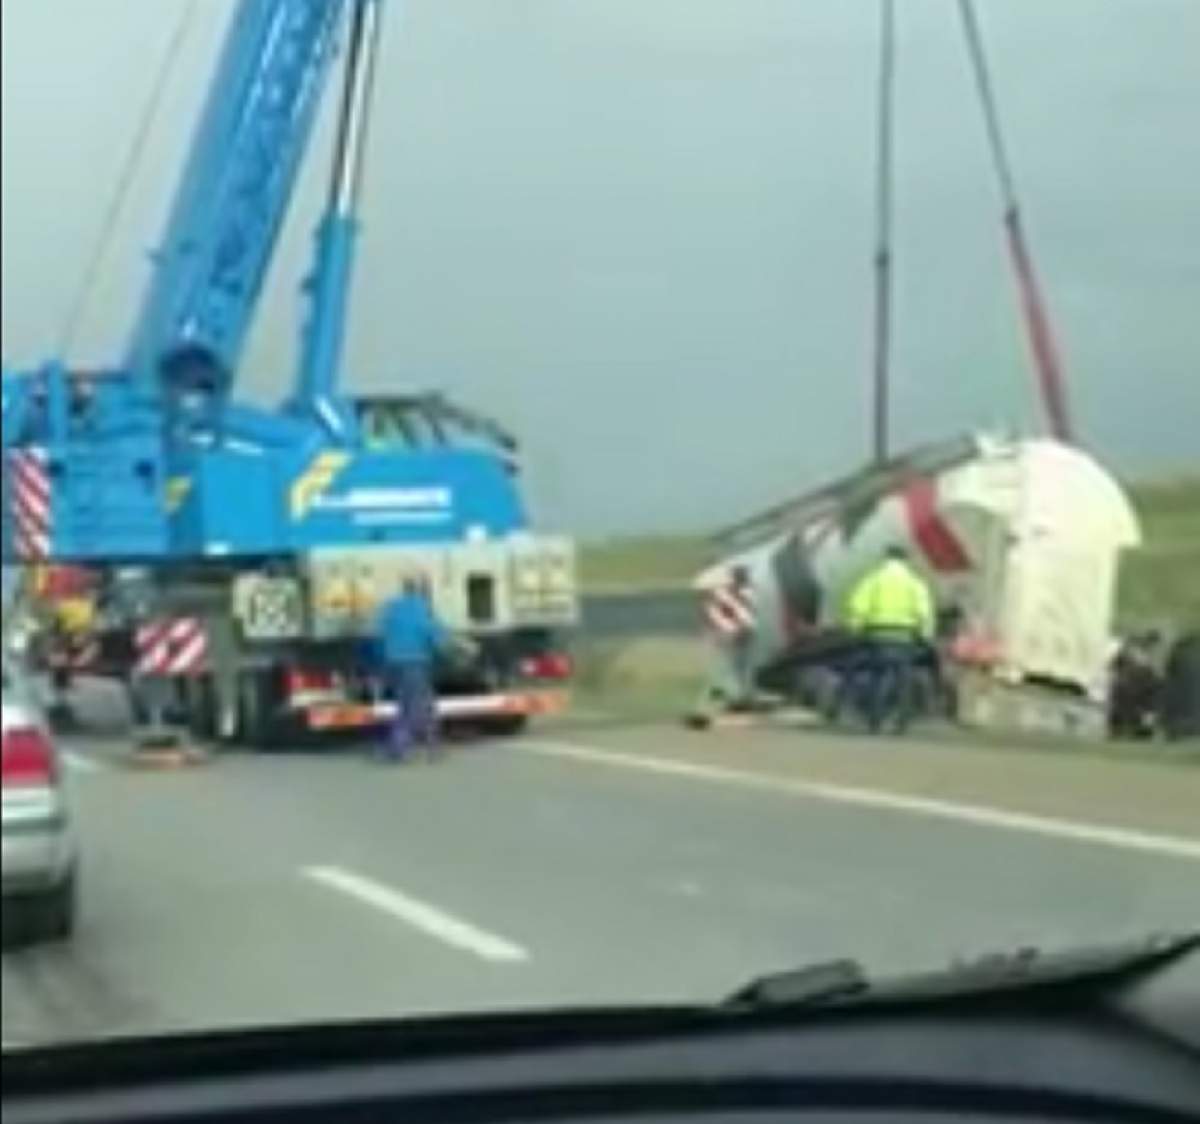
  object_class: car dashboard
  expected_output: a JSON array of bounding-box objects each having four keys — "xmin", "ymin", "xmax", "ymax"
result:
[{"xmin": 3, "ymin": 938, "xmax": 1197, "ymax": 1124}]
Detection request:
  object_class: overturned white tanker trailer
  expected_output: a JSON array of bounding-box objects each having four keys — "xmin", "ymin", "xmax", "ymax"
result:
[{"xmin": 694, "ymin": 433, "xmax": 1141, "ymax": 734}]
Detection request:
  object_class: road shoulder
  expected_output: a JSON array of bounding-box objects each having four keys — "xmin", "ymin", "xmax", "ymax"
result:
[{"xmin": 530, "ymin": 720, "xmax": 1200, "ymax": 845}]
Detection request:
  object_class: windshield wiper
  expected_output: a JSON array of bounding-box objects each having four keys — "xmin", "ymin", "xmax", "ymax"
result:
[
  {"xmin": 724, "ymin": 930, "xmax": 1200, "ymax": 1013},
  {"xmin": 725, "ymin": 958, "xmax": 870, "ymax": 1010}
]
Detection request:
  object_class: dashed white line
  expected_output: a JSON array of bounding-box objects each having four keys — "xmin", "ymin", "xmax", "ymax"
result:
[
  {"xmin": 521, "ymin": 739, "xmax": 1200, "ymax": 863},
  {"xmin": 302, "ymin": 865, "xmax": 529, "ymax": 964}
]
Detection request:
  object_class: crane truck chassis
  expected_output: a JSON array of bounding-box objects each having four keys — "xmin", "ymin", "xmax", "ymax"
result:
[{"xmin": 117, "ymin": 523, "xmax": 577, "ymax": 748}]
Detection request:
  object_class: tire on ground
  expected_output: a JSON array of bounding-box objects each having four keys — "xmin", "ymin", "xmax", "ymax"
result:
[
  {"xmin": 9, "ymin": 870, "xmax": 78, "ymax": 946},
  {"xmin": 39, "ymin": 869, "xmax": 77, "ymax": 941}
]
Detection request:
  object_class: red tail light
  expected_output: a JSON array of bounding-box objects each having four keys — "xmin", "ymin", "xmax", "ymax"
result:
[
  {"xmin": 285, "ymin": 668, "xmax": 338, "ymax": 696},
  {"xmin": 1, "ymin": 726, "xmax": 58, "ymax": 788},
  {"xmin": 520, "ymin": 653, "xmax": 573, "ymax": 681}
]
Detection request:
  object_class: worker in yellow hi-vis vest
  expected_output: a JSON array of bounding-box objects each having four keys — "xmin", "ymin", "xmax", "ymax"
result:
[{"xmin": 838, "ymin": 545, "xmax": 935, "ymax": 734}]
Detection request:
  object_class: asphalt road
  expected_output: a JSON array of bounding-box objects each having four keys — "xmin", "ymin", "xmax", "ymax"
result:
[{"xmin": 4, "ymin": 713, "xmax": 1199, "ymax": 1049}]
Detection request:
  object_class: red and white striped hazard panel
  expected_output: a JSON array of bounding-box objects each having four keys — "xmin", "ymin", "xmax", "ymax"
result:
[
  {"xmin": 703, "ymin": 582, "xmax": 757, "ymax": 638},
  {"xmin": 135, "ymin": 618, "xmax": 209, "ymax": 678},
  {"xmin": 7, "ymin": 448, "xmax": 51, "ymax": 561}
]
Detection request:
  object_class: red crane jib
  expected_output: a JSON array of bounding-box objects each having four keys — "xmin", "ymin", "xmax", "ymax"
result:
[{"xmin": 1004, "ymin": 208, "xmax": 1074, "ymax": 443}]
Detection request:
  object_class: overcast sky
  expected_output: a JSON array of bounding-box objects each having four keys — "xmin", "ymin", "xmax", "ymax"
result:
[{"xmin": 3, "ymin": 1, "xmax": 1198, "ymax": 534}]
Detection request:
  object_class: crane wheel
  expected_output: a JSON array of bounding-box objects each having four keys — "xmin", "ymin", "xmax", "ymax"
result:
[{"xmin": 237, "ymin": 670, "xmax": 281, "ymax": 751}]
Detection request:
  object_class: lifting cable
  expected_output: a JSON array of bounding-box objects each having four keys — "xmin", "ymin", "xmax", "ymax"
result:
[
  {"xmin": 58, "ymin": 0, "xmax": 202, "ymax": 359},
  {"xmin": 956, "ymin": 0, "xmax": 1075, "ymax": 443},
  {"xmin": 870, "ymin": 0, "xmax": 897, "ymax": 464}
]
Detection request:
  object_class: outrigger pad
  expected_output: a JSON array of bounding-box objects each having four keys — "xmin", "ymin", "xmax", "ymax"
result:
[{"xmin": 133, "ymin": 727, "xmax": 184, "ymax": 752}]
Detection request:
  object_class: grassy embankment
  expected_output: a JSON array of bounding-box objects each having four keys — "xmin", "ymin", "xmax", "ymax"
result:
[{"xmin": 1117, "ymin": 477, "xmax": 1200, "ymax": 631}]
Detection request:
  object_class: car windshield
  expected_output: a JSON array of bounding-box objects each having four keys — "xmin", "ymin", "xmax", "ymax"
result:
[{"xmin": 2, "ymin": 0, "xmax": 1198, "ymax": 1058}]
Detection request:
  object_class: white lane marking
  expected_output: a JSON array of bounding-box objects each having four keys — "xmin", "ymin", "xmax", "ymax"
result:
[
  {"xmin": 302, "ymin": 865, "xmax": 529, "ymax": 964},
  {"xmin": 62, "ymin": 751, "xmax": 104, "ymax": 774},
  {"xmin": 521, "ymin": 739, "xmax": 1200, "ymax": 863}
]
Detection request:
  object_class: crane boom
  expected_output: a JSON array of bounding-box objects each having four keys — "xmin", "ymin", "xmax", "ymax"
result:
[
  {"xmin": 292, "ymin": 0, "xmax": 383, "ymax": 437},
  {"xmin": 125, "ymin": 0, "xmax": 348, "ymax": 399},
  {"xmin": 957, "ymin": 0, "xmax": 1075, "ymax": 443}
]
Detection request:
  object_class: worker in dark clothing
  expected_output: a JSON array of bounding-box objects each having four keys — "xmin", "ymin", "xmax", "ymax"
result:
[
  {"xmin": 375, "ymin": 577, "xmax": 448, "ymax": 762},
  {"xmin": 1107, "ymin": 632, "xmax": 1163, "ymax": 740},
  {"xmin": 838, "ymin": 545, "xmax": 935, "ymax": 734}
]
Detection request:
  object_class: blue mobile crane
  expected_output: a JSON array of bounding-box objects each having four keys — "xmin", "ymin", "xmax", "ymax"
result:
[{"xmin": 2, "ymin": 0, "xmax": 577, "ymax": 745}]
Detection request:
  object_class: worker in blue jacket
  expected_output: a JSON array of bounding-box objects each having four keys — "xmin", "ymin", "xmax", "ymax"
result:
[{"xmin": 375, "ymin": 576, "xmax": 449, "ymax": 761}]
